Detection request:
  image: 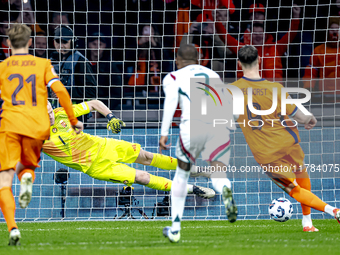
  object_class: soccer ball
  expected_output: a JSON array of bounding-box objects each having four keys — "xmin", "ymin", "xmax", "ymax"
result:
[{"xmin": 268, "ymin": 198, "xmax": 293, "ymax": 222}]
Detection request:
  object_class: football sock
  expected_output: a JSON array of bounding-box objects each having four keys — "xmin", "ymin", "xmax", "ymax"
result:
[
  {"xmin": 295, "ymin": 169, "xmax": 311, "ymax": 215},
  {"xmin": 289, "ymin": 185, "xmax": 327, "ymax": 212},
  {"xmin": 145, "ymin": 174, "xmax": 193, "ymax": 193},
  {"xmin": 17, "ymin": 169, "xmax": 35, "ymax": 182},
  {"xmin": 324, "ymin": 205, "xmax": 337, "ymax": 216},
  {"xmin": 302, "ymin": 214, "xmax": 312, "ymax": 228},
  {"xmin": 0, "ymin": 187, "xmax": 18, "ymax": 232},
  {"xmin": 150, "ymin": 154, "xmax": 177, "ymax": 170},
  {"xmin": 211, "ymin": 171, "xmax": 231, "ymax": 194},
  {"xmin": 146, "ymin": 174, "xmax": 171, "ymax": 191},
  {"xmin": 171, "ymin": 166, "xmax": 190, "ymax": 232}
]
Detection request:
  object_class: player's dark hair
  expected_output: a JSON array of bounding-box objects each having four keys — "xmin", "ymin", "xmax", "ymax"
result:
[
  {"xmin": 238, "ymin": 45, "xmax": 258, "ymax": 67},
  {"xmin": 7, "ymin": 24, "xmax": 31, "ymax": 49},
  {"xmin": 177, "ymin": 43, "xmax": 198, "ymax": 62}
]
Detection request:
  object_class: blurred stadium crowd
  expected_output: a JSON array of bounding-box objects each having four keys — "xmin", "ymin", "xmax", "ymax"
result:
[{"xmin": 0, "ymin": 0, "xmax": 339, "ymax": 111}]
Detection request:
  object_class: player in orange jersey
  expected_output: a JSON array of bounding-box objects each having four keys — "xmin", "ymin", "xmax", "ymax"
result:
[
  {"xmin": 0, "ymin": 24, "xmax": 83, "ymax": 245},
  {"xmin": 232, "ymin": 45, "xmax": 340, "ymax": 232}
]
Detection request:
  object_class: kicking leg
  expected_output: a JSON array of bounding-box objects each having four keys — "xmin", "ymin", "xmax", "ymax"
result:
[
  {"xmin": 134, "ymin": 149, "xmax": 177, "ymax": 170},
  {"xmin": 284, "ymin": 183, "xmax": 340, "ymax": 226}
]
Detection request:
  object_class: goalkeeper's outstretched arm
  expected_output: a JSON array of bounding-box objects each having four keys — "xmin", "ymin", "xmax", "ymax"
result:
[
  {"xmin": 86, "ymin": 100, "xmax": 126, "ymax": 134},
  {"xmin": 86, "ymin": 99, "xmax": 112, "ymax": 116}
]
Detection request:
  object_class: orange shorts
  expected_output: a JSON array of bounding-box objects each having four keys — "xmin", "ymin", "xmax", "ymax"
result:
[
  {"xmin": 261, "ymin": 144, "xmax": 305, "ymax": 189},
  {"xmin": 0, "ymin": 132, "xmax": 44, "ymax": 171}
]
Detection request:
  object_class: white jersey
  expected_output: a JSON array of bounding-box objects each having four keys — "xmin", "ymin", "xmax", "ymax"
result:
[{"xmin": 161, "ymin": 64, "xmax": 234, "ymax": 136}]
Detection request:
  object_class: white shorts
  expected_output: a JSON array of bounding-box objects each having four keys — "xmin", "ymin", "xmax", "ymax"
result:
[{"xmin": 176, "ymin": 119, "xmax": 231, "ymax": 165}]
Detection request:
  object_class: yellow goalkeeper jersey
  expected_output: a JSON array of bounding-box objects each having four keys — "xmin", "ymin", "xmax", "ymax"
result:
[{"xmin": 42, "ymin": 102, "xmax": 105, "ymax": 173}]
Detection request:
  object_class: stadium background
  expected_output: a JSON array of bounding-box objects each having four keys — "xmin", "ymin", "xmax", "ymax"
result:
[{"xmin": 0, "ymin": 0, "xmax": 339, "ymax": 221}]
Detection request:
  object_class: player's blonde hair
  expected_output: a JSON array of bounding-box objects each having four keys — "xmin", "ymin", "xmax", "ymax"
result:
[{"xmin": 7, "ymin": 24, "xmax": 32, "ymax": 49}]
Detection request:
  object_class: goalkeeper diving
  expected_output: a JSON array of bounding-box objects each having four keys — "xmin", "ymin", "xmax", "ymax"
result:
[{"xmin": 36, "ymin": 100, "xmax": 215, "ymax": 198}]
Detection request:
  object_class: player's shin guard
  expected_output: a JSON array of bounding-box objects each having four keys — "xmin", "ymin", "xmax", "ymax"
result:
[
  {"xmin": 289, "ymin": 185, "xmax": 327, "ymax": 212},
  {"xmin": 146, "ymin": 174, "xmax": 172, "ymax": 191},
  {"xmin": 150, "ymin": 154, "xmax": 177, "ymax": 170},
  {"xmin": 171, "ymin": 166, "xmax": 190, "ymax": 232},
  {"xmin": 17, "ymin": 169, "xmax": 35, "ymax": 182},
  {"xmin": 0, "ymin": 187, "xmax": 18, "ymax": 232}
]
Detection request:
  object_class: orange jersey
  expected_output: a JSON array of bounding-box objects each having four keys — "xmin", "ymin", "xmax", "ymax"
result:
[
  {"xmin": 233, "ymin": 77, "xmax": 300, "ymax": 164},
  {"xmin": 0, "ymin": 54, "xmax": 59, "ymax": 140}
]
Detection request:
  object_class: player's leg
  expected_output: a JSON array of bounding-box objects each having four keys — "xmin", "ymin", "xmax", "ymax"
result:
[
  {"xmin": 264, "ymin": 144, "xmax": 340, "ymax": 230},
  {"xmin": 294, "ymin": 169, "xmax": 315, "ymax": 231},
  {"xmin": 164, "ymin": 121, "xmax": 206, "ymax": 243},
  {"xmin": 268, "ymin": 174, "xmax": 337, "ymax": 229},
  {"xmin": 134, "ymin": 169, "xmax": 214, "ymax": 198},
  {"xmin": 0, "ymin": 132, "xmax": 21, "ymax": 245},
  {"xmin": 163, "ymin": 157, "xmax": 191, "ymax": 243},
  {"xmin": 110, "ymin": 138, "xmax": 177, "ymax": 170},
  {"xmin": 89, "ymin": 138, "xmax": 214, "ymax": 197},
  {"xmin": 289, "ymin": 144, "xmax": 339, "ymax": 229},
  {"xmin": 285, "ymin": 182, "xmax": 340, "ymax": 225},
  {"xmin": 16, "ymin": 137, "xmax": 44, "ymax": 209},
  {"xmin": 134, "ymin": 149, "xmax": 177, "ymax": 170},
  {"xmin": 200, "ymin": 127, "xmax": 237, "ymax": 222}
]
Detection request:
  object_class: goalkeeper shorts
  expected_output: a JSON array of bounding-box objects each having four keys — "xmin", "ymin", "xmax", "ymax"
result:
[
  {"xmin": 86, "ymin": 138, "xmax": 141, "ymax": 185},
  {"xmin": 0, "ymin": 132, "xmax": 44, "ymax": 171},
  {"xmin": 261, "ymin": 143, "xmax": 305, "ymax": 189},
  {"xmin": 176, "ymin": 119, "xmax": 231, "ymax": 165}
]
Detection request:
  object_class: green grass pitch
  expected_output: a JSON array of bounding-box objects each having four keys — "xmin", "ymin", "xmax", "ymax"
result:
[{"xmin": 0, "ymin": 219, "xmax": 339, "ymax": 255}]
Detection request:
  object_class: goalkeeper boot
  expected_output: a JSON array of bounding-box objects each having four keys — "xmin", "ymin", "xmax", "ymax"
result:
[
  {"xmin": 192, "ymin": 185, "xmax": 215, "ymax": 199},
  {"xmin": 8, "ymin": 228, "xmax": 21, "ymax": 246},
  {"xmin": 19, "ymin": 172, "xmax": 33, "ymax": 209},
  {"xmin": 333, "ymin": 209, "xmax": 340, "ymax": 224},
  {"xmin": 163, "ymin": 226, "xmax": 180, "ymax": 243},
  {"xmin": 222, "ymin": 186, "xmax": 238, "ymax": 223}
]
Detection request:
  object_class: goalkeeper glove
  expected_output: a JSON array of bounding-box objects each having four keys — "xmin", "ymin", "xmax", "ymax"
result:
[{"xmin": 106, "ymin": 113, "xmax": 126, "ymax": 134}]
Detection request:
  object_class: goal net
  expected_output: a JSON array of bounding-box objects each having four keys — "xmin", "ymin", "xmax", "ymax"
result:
[{"xmin": 0, "ymin": 0, "xmax": 339, "ymax": 221}]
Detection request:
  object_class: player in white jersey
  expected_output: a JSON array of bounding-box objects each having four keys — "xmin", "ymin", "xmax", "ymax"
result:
[{"xmin": 159, "ymin": 44, "xmax": 237, "ymax": 243}]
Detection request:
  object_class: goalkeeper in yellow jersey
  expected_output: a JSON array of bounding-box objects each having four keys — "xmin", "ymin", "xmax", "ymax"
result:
[{"xmin": 38, "ymin": 100, "xmax": 215, "ymax": 198}]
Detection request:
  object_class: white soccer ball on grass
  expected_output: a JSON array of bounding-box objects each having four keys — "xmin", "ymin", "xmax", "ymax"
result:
[{"xmin": 268, "ymin": 198, "xmax": 293, "ymax": 222}]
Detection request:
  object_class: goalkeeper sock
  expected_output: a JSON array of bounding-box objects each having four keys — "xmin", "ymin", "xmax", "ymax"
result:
[
  {"xmin": 295, "ymin": 169, "xmax": 311, "ymax": 215},
  {"xmin": 18, "ymin": 169, "xmax": 35, "ymax": 182},
  {"xmin": 150, "ymin": 154, "xmax": 177, "ymax": 170},
  {"xmin": 171, "ymin": 166, "xmax": 190, "ymax": 232},
  {"xmin": 289, "ymin": 185, "xmax": 327, "ymax": 212},
  {"xmin": 211, "ymin": 171, "xmax": 231, "ymax": 194},
  {"xmin": 0, "ymin": 187, "xmax": 18, "ymax": 232},
  {"xmin": 146, "ymin": 174, "xmax": 171, "ymax": 191}
]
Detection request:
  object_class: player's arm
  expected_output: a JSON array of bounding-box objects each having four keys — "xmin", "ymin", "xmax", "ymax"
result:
[
  {"xmin": 50, "ymin": 81, "xmax": 84, "ymax": 133},
  {"xmin": 160, "ymin": 75, "xmax": 179, "ymax": 153},
  {"xmin": 291, "ymin": 108, "xmax": 317, "ymax": 130},
  {"xmin": 45, "ymin": 60, "xmax": 83, "ymax": 133},
  {"xmin": 86, "ymin": 100, "xmax": 125, "ymax": 134}
]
